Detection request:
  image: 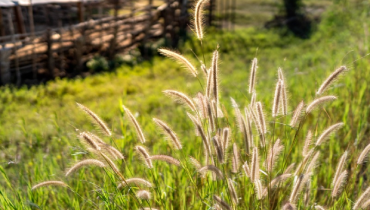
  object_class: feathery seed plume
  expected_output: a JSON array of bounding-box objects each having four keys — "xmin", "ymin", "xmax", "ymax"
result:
[
  {"xmin": 106, "ymin": 146, "xmax": 125, "ymax": 160},
  {"xmin": 117, "ymin": 178, "xmax": 152, "ymax": 189},
  {"xmin": 135, "ymin": 146, "xmax": 153, "ymax": 168},
  {"xmin": 361, "ymin": 199, "xmax": 370, "ymax": 209},
  {"xmin": 187, "ymin": 112, "xmax": 201, "ymax": 136},
  {"xmin": 193, "ymin": 0, "xmax": 209, "ymax": 41},
  {"xmin": 255, "ymin": 102, "xmax": 266, "ymax": 146},
  {"xmin": 251, "ymin": 147, "xmax": 260, "ymax": 182},
  {"xmin": 272, "ymin": 80, "xmax": 282, "ymax": 117},
  {"xmin": 31, "ymin": 181, "xmax": 68, "ymax": 190},
  {"xmin": 213, "ymin": 136, "xmax": 224, "ymax": 164},
  {"xmin": 163, "ymin": 90, "xmax": 197, "ymax": 112},
  {"xmin": 150, "ymin": 155, "xmax": 180, "ymax": 166},
  {"xmin": 284, "ymin": 163, "xmax": 296, "ymax": 174},
  {"xmin": 290, "ymin": 101, "xmax": 304, "ymax": 127},
  {"xmin": 267, "ymin": 174, "xmax": 292, "ymax": 190},
  {"xmin": 250, "ymin": 92, "xmax": 256, "ymax": 107},
  {"xmin": 306, "ymin": 96, "xmax": 337, "ymax": 113},
  {"xmin": 211, "ymin": 49, "xmax": 219, "ymax": 103},
  {"xmin": 189, "ymin": 156, "xmax": 202, "ymax": 169},
  {"xmin": 254, "ymin": 180, "xmax": 263, "ymax": 200},
  {"xmin": 153, "ymin": 118, "xmax": 182, "ymax": 150},
  {"xmin": 198, "ymin": 165, "xmax": 224, "ymax": 179},
  {"xmin": 332, "ymin": 151, "xmax": 348, "ymax": 187},
  {"xmin": 331, "ymin": 170, "xmax": 348, "ymax": 198},
  {"xmin": 65, "ymin": 159, "xmax": 105, "ymax": 176},
  {"xmin": 280, "ymin": 72, "xmax": 288, "ymax": 115},
  {"xmin": 315, "ymin": 123, "xmax": 344, "ymax": 146},
  {"xmin": 207, "ymin": 99, "xmax": 216, "ymax": 132},
  {"xmin": 302, "ymin": 130, "xmax": 312, "ymax": 157},
  {"xmin": 256, "ymin": 102, "xmax": 267, "ymax": 134},
  {"xmin": 316, "ymin": 66, "xmax": 346, "ymax": 95},
  {"xmin": 123, "ymin": 105, "xmax": 146, "ymax": 143},
  {"xmin": 136, "ymin": 190, "xmax": 151, "ymax": 200},
  {"xmin": 206, "ymin": 65, "xmax": 213, "ymax": 99},
  {"xmin": 305, "ymin": 151, "xmax": 320, "ymax": 173},
  {"xmin": 227, "ymin": 178, "xmax": 239, "ymax": 204},
  {"xmin": 289, "ymin": 173, "xmax": 312, "ymax": 204},
  {"xmin": 282, "ymin": 203, "xmax": 297, "ymax": 210},
  {"xmin": 244, "ymin": 107, "xmax": 254, "ymax": 148},
  {"xmin": 213, "ymin": 195, "xmax": 232, "ymax": 210},
  {"xmin": 315, "ymin": 205, "xmax": 326, "ymax": 210},
  {"xmin": 158, "ymin": 49, "xmax": 197, "ymax": 76},
  {"xmin": 222, "ymin": 127, "xmax": 230, "ymax": 158},
  {"xmin": 100, "ymin": 153, "xmax": 120, "ymax": 174},
  {"xmin": 76, "ymin": 103, "xmax": 111, "ymax": 136},
  {"xmin": 353, "ymin": 186, "xmax": 370, "ymax": 209},
  {"xmin": 357, "ymin": 143, "xmax": 370, "ymax": 165},
  {"xmin": 232, "ymin": 143, "xmax": 240, "ymax": 173},
  {"xmin": 243, "ymin": 161, "xmax": 251, "ymax": 178},
  {"xmin": 249, "ymin": 58, "xmax": 258, "ymax": 94},
  {"xmin": 278, "ymin": 67, "xmax": 284, "ymax": 81},
  {"xmin": 79, "ymin": 132, "xmax": 101, "ymax": 151},
  {"xmin": 265, "ymin": 139, "xmax": 284, "ymax": 172},
  {"xmin": 231, "ymin": 98, "xmax": 251, "ymax": 154},
  {"xmin": 188, "ymin": 113, "xmax": 212, "ymax": 157}
]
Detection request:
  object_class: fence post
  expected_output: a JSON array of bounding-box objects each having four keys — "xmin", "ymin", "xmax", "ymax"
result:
[
  {"xmin": 75, "ymin": 36, "xmax": 84, "ymax": 73},
  {"xmin": 13, "ymin": 5, "xmax": 26, "ymax": 35},
  {"xmin": 0, "ymin": 8, "xmax": 5, "ymax": 37},
  {"xmin": 77, "ymin": 2, "xmax": 84, "ymax": 23},
  {"xmin": 109, "ymin": 0, "xmax": 119, "ymax": 59},
  {"xmin": 46, "ymin": 28, "xmax": 55, "ymax": 77}
]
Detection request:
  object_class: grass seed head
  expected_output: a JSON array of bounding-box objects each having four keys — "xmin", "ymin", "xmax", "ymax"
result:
[
  {"xmin": 249, "ymin": 58, "xmax": 258, "ymax": 94},
  {"xmin": 31, "ymin": 181, "xmax": 68, "ymax": 190},
  {"xmin": 306, "ymin": 96, "xmax": 337, "ymax": 113},
  {"xmin": 153, "ymin": 118, "xmax": 182, "ymax": 150},
  {"xmin": 213, "ymin": 195, "xmax": 232, "ymax": 210},
  {"xmin": 150, "ymin": 155, "xmax": 181, "ymax": 166},
  {"xmin": 117, "ymin": 178, "xmax": 152, "ymax": 189},
  {"xmin": 315, "ymin": 123, "xmax": 344, "ymax": 146},
  {"xmin": 158, "ymin": 48, "xmax": 197, "ymax": 76},
  {"xmin": 135, "ymin": 146, "xmax": 153, "ymax": 168},
  {"xmin": 65, "ymin": 159, "xmax": 105, "ymax": 177},
  {"xmin": 357, "ymin": 143, "xmax": 370, "ymax": 165},
  {"xmin": 76, "ymin": 103, "xmax": 112, "ymax": 136},
  {"xmin": 136, "ymin": 190, "xmax": 151, "ymax": 200},
  {"xmin": 316, "ymin": 66, "xmax": 347, "ymax": 95},
  {"xmin": 123, "ymin": 105, "xmax": 146, "ymax": 144}
]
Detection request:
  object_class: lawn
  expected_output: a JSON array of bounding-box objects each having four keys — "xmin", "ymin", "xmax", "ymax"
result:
[{"xmin": 1, "ymin": 1, "xmax": 370, "ymax": 209}]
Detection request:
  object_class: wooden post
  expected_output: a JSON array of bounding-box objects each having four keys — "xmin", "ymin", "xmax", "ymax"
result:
[
  {"xmin": 75, "ymin": 36, "xmax": 84, "ymax": 73},
  {"xmin": 7, "ymin": 12, "xmax": 21, "ymax": 85},
  {"xmin": 130, "ymin": 0, "xmax": 134, "ymax": 32},
  {"xmin": 14, "ymin": 5, "xmax": 26, "ymax": 34},
  {"xmin": 46, "ymin": 29, "xmax": 55, "ymax": 77},
  {"xmin": 77, "ymin": 2, "xmax": 84, "ymax": 23},
  {"xmin": 43, "ymin": 5, "xmax": 50, "ymax": 26},
  {"xmin": 0, "ymin": 49, "xmax": 12, "ymax": 85},
  {"xmin": 109, "ymin": 0, "xmax": 119, "ymax": 59},
  {"xmin": 98, "ymin": 3, "xmax": 103, "ymax": 46},
  {"xmin": 28, "ymin": 0, "xmax": 37, "ymax": 80},
  {"xmin": 58, "ymin": 20, "xmax": 65, "ymax": 75},
  {"xmin": 0, "ymin": 8, "xmax": 5, "ymax": 37}
]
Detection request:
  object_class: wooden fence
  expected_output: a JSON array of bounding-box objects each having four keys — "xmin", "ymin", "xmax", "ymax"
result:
[{"xmin": 0, "ymin": 0, "xmax": 188, "ymax": 85}]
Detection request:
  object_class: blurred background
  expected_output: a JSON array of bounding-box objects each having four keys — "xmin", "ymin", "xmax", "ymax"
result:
[{"xmin": 0, "ymin": 0, "xmax": 369, "ymax": 209}]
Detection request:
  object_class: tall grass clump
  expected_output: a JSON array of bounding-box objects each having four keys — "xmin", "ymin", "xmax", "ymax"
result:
[{"xmin": 20, "ymin": 0, "xmax": 370, "ymax": 209}]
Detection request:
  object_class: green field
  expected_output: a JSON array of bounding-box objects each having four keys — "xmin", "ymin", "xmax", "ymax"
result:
[{"xmin": 1, "ymin": 1, "xmax": 370, "ymax": 209}]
